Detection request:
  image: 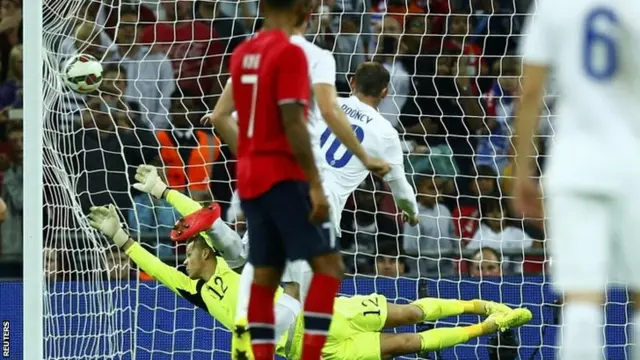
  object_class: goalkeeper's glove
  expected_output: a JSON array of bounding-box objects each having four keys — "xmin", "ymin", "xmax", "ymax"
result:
[
  {"xmin": 88, "ymin": 205, "xmax": 130, "ymax": 248},
  {"xmin": 132, "ymin": 165, "xmax": 167, "ymax": 200}
]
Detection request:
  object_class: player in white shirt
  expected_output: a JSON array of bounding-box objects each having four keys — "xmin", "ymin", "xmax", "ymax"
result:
[
  {"xmin": 513, "ymin": 1, "xmax": 640, "ymax": 359},
  {"xmin": 196, "ymin": 9, "xmax": 394, "ymax": 357},
  {"xmin": 314, "ymin": 62, "xmax": 419, "ymax": 235},
  {"xmin": 276, "ymin": 61, "xmax": 421, "ymax": 312}
]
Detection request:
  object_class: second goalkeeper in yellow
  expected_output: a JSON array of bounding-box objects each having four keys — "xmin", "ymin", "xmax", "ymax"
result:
[{"xmin": 89, "ymin": 166, "xmax": 532, "ymax": 360}]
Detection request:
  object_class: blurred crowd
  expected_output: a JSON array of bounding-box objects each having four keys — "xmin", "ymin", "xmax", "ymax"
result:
[{"xmin": 0, "ymin": 0, "xmax": 556, "ymax": 282}]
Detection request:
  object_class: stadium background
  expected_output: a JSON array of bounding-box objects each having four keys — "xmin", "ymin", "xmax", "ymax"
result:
[{"xmin": 0, "ymin": 0, "xmax": 631, "ymax": 358}]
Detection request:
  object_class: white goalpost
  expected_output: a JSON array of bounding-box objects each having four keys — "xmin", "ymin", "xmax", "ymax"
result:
[
  {"xmin": 21, "ymin": 0, "xmax": 630, "ymax": 359},
  {"xmin": 23, "ymin": 0, "xmax": 44, "ymax": 357}
]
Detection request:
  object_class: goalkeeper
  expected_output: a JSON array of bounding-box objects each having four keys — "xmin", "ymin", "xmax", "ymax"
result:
[
  {"xmin": 88, "ymin": 169, "xmax": 532, "ymax": 359},
  {"xmin": 130, "ymin": 164, "xmax": 248, "ymax": 269}
]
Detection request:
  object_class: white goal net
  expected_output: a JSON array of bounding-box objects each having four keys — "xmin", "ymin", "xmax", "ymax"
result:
[{"xmin": 31, "ymin": 0, "xmax": 627, "ymax": 359}]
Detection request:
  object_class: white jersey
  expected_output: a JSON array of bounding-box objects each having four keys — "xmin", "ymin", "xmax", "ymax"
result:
[
  {"xmin": 520, "ymin": 0, "xmax": 640, "ymax": 192},
  {"xmin": 311, "ymin": 95, "xmax": 406, "ymax": 232},
  {"xmin": 290, "ymin": 35, "xmax": 416, "ymax": 234},
  {"xmin": 290, "ymin": 35, "xmax": 337, "ymax": 169}
]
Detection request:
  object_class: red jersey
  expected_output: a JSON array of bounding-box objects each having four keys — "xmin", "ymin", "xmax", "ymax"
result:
[{"xmin": 231, "ymin": 30, "xmax": 311, "ymax": 200}]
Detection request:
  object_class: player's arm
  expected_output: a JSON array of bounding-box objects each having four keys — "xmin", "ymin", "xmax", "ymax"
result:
[
  {"xmin": 278, "ymin": 45, "xmax": 323, "ymax": 188},
  {"xmin": 514, "ymin": 1, "xmax": 553, "ymax": 185},
  {"xmin": 312, "ymin": 55, "xmax": 389, "ymax": 176},
  {"xmin": 88, "ymin": 205, "xmax": 204, "ymax": 304},
  {"xmin": 203, "ymin": 81, "xmax": 239, "ymax": 155},
  {"xmin": 379, "ymin": 132, "xmax": 419, "ymax": 225},
  {"xmin": 132, "ymin": 164, "xmax": 202, "ymax": 215},
  {"xmin": 514, "ymin": 65, "xmax": 548, "ymax": 179},
  {"xmin": 132, "ymin": 165, "xmax": 246, "ymax": 268},
  {"xmin": 281, "ymin": 105, "xmax": 321, "ymax": 186}
]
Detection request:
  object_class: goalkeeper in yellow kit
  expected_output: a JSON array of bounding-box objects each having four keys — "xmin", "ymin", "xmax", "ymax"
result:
[{"xmin": 89, "ymin": 165, "xmax": 532, "ymax": 360}]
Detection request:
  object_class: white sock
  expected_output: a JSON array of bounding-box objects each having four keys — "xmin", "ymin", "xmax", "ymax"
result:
[
  {"xmin": 559, "ymin": 302, "xmax": 603, "ymax": 360},
  {"xmin": 235, "ymin": 262, "xmax": 254, "ymax": 322},
  {"xmin": 634, "ymin": 311, "xmax": 640, "ymax": 360}
]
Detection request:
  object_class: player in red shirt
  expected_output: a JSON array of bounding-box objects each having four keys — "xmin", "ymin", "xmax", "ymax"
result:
[{"xmin": 227, "ymin": 1, "xmax": 342, "ymax": 359}]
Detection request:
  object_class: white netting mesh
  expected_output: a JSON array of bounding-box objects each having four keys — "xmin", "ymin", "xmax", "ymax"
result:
[{"xmin": 36, "ymin": 0, "xmax": 582, "ymax": 359}]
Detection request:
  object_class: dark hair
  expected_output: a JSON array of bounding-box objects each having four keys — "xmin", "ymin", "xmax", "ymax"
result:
[
  {"xmin": 293, "ymin": 0, "xmax": 313, "ymax": 27},
  {"xmin": 375, "ymin": 237, "xmax": 409, "ymax": 272},
  {"xmin": 264, "ymin": 0, "xmax": 301, "ymax": 11},
  {"xmin": 377, "ymin": 239, "xmax": 401, "ymax": 257},
  {"xmin": 353, "ymin": 62, "xmax": 390, "ymax": 97},
  {"xmin": 480, "ymin": 197, "xmax": 502, "ymax": 218}
]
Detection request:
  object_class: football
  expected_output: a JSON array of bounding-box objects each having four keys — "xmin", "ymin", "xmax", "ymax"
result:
[{"xmin": 63, "ymin": 54, "xmax": 103, "ymax": 94}]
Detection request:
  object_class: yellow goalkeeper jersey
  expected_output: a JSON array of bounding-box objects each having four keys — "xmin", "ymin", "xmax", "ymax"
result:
[
  {"xmin": 128, "ymin": 189, "xmax": 294, "ymax": 355},
  {"xmin": 126, "ymin": 242, "xmax": 288, "ymax": 349}
]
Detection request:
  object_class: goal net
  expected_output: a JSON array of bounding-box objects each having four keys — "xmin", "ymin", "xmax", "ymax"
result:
[{"xmin": 32, "ymin": 0, "xmax": 629, "ymax": 359}]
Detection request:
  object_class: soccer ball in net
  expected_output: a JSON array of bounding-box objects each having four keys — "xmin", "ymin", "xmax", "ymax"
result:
[{"xmin": 63, "ymin": 54, "xmax": 103, "ymax": 94}]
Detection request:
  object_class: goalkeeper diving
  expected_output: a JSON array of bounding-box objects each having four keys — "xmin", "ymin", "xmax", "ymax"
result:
[{"xmin": 88, "ymin": 167, "xmax": 532, "ymax": 360}]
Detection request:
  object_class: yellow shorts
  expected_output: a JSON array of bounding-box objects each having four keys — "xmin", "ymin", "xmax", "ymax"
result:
[{"xmin": 322, "ymin": 293, "xmax": 388, "ymax": 360}]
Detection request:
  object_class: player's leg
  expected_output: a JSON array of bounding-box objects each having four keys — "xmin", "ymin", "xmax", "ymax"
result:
[
  {"xmin": 269, "ymin": 181, "xmax": 344, "ymax": 360},
  {"xmin": 378, "ymin": 316, "xmax": 493, "ymax": 359},
  {"xmin": 547, "ymin": 192, "xmax": 610, "ymax": 360},
  {"xmin": 320, "ymin": 294, "xmax": 388, "ymax": 360},
  {"xmin": 379, "ymin": 307, "xmax": 531, "ymax": 359},
  {"xmin": 302, "ymin": 239, "xmax": 343, "ymax": 360},
  {"xmin": 240, "ymin": 195, "xmax": 287, "ymax": 360},
  {"xmin": 383, "ymin": 299, "xmax": 512, "ymax": 329}
]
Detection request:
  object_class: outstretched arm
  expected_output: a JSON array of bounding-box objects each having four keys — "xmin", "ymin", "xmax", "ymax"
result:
[
  {"xmin": 386, "ymin": 166, "xmax": 419, "ymax": 223},
  {"xmin": 132, "ymin": 165, "xmax": 247, "ymax": 268},
  {"xmin": 88, "ymin": 205, "xmax": 204, "ymax": 303},
  {"xmin": 511, "ymin": 0, "xmax": 554, "ymax": 221},
  {"xmin": 378, "ymin": 133, "xmax": 419, "ymax": 225},
  {"xmin": 281, "ymin": 102, "xmax": 323, "ymax": 188},
  {"xmin": 125, "ymin": 240, "xmax": 206, "ymax": 304}
]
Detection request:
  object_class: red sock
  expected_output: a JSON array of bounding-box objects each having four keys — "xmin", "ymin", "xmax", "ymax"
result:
[
  {"xmin": 247, "ymin": 283, "xmax": 276, "ymax": 360},
  {"xmin": 301, "ymin": 273, "xmax": 341, "ymax": 360}
]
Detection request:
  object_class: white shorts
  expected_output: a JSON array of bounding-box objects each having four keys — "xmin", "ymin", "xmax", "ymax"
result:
[
  {"xmin": 282, "ymin": 260, "xmax": 313, "ymax": 303},
  {"xmin": 547, "ymin": 191, "xmax": 640, "ymax": 292},
  {"xmin": 240, "ymin": 231, "xmax": 314, "ymax": 302}
]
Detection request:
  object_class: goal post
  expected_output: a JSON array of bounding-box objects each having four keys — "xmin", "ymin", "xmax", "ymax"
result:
[{"xmin": 23, "ymin": 0, "xmax": 44, "ymax": 357}]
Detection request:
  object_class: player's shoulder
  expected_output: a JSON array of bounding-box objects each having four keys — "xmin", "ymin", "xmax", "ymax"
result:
[
  {"xmin": 290, "ymin": 35, "xmax": 333, "ymax": 61},
  {"xmin": 237, "ymin": 30, "xmax": 290, "ymax": 52},
  {"xmin": 529, "ymin": 0, "xmax": 576, "ymax": 21},
  {"xmin": 373, "ymin": 115, "xmax": 399, "ymax": 140},
  {"xmin": 343, "ymin": 96, "xmax": 398, "ymax": 135}
]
